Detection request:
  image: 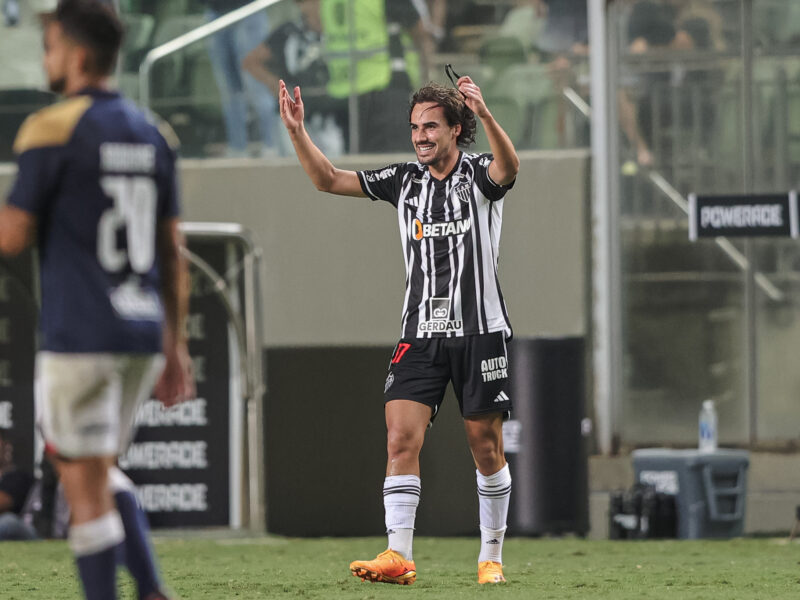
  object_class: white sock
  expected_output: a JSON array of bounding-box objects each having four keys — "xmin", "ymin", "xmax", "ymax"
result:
[
  {"xmin": 68, "ymin": 510, "xmax": 125, "ymax": 556},
  {"xmin": 477, "ymin": 464, "xmax": 511, "ymax": 564},
  {"xmin": 383, "ymin": 475, "xmax": 420, "ymax": 560}
]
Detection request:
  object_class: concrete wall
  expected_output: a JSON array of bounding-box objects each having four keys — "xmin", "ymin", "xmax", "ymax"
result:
[
  {"xmin": 1, "ymin": 150, "xmax": 590, "ymax": 345},
  {"xmin": 178, "ymin": 150, "xmax": 591, "ymax": 345}
]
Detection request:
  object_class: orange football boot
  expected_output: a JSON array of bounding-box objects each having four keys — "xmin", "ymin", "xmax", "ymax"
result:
[
  {"xmin": 349, "ymin": 549, "xmax": 416, "ymax": 585},
  {"xmin": 478, "ymin": 560, "xmax": 506, "ymax": 584}
]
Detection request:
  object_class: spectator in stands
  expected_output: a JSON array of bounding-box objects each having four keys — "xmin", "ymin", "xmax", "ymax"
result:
[
  {"xmin": 242, "ymin": 0, "xmax": 344, "ymax": 156},
  {"xmin": 26, "ymin": 456, "xmax": 70, "ymax": 540},
  {"xmin": 425, "ymin": 0, "xmax": 447, "ymax": 48},
  {"xmin": 626, "ymin": 0, "xmax": 725, "ymax": 54},
  {"xmin": 202, "ymin": 0, "xmax": 278, "ymax": 157},
  {"xmin": 319, "ymin": 0, "xmax": 434, "ymax": 153},
  {"xmin": 627, "ymin": 0, "xmax": 693, "ymax": 54},
  {"xmin": 536, "ymin": 0, "xmax": 589, "ymax": 147},
  {"xmin": 534, "ymin": 0, "xmax": 588, "ymax": 58},
  {"xmin": 435, "ymin": 0, "xmax": 500, "ymax": 53},
  {"xmin": 0, "ymin": 429, "xmax": 36, "ymax": 540},
  {"xmin": 668, "ymin": 0, "xmax": 727, "ymax": 51},
  {"xmin": 3, "ymin": 0, "xmax": 19, "ymax": 26},
  {"xmin": 496, "ymin": 0, "xmax": 544, "ymax": 55},
  {"xmin": 620, "ymin": 0, "xmax": 721, "ymax": 167}
]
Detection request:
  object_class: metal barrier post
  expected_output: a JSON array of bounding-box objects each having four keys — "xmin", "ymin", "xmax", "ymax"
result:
[{"xmin": 179, "ymin": 222, "xmax": 266, "ymax": 531}]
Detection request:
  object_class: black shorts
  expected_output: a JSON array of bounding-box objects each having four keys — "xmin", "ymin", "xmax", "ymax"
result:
[{"xmin": 383, "ymin": 332, "xmax": 512, "ymax": 420}]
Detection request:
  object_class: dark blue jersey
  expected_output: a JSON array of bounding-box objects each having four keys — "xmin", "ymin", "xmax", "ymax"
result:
[{"xmin": 7, "ymin": 88, "xmax": 180, "ymax": 353}]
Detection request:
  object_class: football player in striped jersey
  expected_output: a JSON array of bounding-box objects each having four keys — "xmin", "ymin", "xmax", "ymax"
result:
[{"xmin": 280, "ymin": 73, "xmax": 518, "ymax": 585}]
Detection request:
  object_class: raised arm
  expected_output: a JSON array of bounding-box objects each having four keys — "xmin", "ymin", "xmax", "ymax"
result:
[
  {"xmin": 457, "ymin": 76, "xmax": 520, "ymax": 186},
  {"xmin": 279, "ymin": 80, "xmax": 365, "ymax": 197}
]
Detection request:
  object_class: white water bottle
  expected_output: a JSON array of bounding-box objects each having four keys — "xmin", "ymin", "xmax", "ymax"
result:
[{"xmin": 698, "ymin": 399, "xmax": 718, "ymax": 452}]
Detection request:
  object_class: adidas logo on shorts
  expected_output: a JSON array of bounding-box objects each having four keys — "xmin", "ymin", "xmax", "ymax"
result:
[{"xmin": 493, "ymin": 391, "xmax": 510, "ymax": 404}]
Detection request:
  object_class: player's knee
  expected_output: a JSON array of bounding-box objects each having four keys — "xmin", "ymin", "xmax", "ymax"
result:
[
  {"xmin": 59, "ymin": 458, "xmax": 115, "ymax": 510},
  {"xmin": 470, "ymin": 439, "xmax": 503, "ymax": 470},
  {"xmin": 386, "ymin": 427, "xmax": 423, "ymax": 459}
]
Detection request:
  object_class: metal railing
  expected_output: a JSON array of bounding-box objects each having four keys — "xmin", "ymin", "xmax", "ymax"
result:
[
  {"xmin": 138, "ymin": 0, "xmax": 281, "ymax": 112},
  {"xmin": 179, "ymin": 222, "xmax": 266, "ymax": 531},
  {"xmin": 562, "ymin": 84, "xmax": 786, "ymax": 302}
]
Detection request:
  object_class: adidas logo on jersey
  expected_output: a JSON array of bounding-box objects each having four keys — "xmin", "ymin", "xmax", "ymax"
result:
[
  {"xmin": 486, "ymin": 539, "xmax": 500, "ymax": 545},
  {"xmin": 493, "ymin": 391, "xmax": 510, "ymax": 404},
  {"xmin": 413, "ymin": 217, "xmax": 471, "ymax": 240}
]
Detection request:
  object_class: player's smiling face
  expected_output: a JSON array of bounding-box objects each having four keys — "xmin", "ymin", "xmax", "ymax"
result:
[{"xmin": 410, "ymin": 102, "xmax": 461, "ymax": 171}]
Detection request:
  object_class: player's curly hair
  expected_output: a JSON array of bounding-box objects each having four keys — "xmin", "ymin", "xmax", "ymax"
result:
[
  {"xmin": 50, "ymin": 0, "xmax": 124, "ymax": 77},
  {"xmin": 409, "ymin": 83, "xmax": 477, "ymax": 148}
]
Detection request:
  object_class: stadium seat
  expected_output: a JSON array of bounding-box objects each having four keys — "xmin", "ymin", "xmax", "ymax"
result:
[
  {"xmin": 120, "ymin": 13, "xmax": 155, "ymax": 73},
  {"xmin": 486, "ymin": 63, "xmax": 560, "ymax": 150},
  {"xmin": 493, "ymin": 63, "xmax": 553, "ymax": 107},
  {"xmin": 530, "ymin": 96, "xmax": 561, "ymax": 150},
  {"xmin": 133, "ymin": 14, "xmax": 220, "ymax": 157},
  {"xmin": 121, "ymin": 13, "xmax": 155, "ymax": 54},
  {"xmin": 149, "ymin": 14, "xmax": 207, "ymax": 100},
  {"xmin": 178, "ymin": 52, "xmax": 225, "ymax": 157},
  {"xmin": 496, "ymin": 3, "xmax": 544, "ymax": 55},
  {"xmin": 753, "ymin": 0, "xmax": 800, "ymax": 48},
  {"xmin": 478, "ymin": 36, "xmax": 527, "ymax": 78},
  {"xmin": 476, "ymin": 96, "xmax": 524, "ymax": 152}
]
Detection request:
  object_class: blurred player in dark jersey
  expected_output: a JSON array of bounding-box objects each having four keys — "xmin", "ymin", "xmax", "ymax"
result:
[
  {"xmin": 279, "ymin": 69, "xmax": 519, "ymax": 584},
  {"xmin": 0, "ymin": 1, "xmax": 193, "ymax": 599}
]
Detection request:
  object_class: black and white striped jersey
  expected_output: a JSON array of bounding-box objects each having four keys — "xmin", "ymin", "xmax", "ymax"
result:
[{"xmin": 357, "ymin": 151, "xmax": 514, "ymax": 339}]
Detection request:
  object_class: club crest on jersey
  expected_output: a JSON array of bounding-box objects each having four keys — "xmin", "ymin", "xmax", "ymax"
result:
[
  {"xmin": 413, "ymin": 217, "xmax": 471, "ymax": 240},
  {"xmin": 453, "ymin": 182, "xmax": 472, "ymax": 204}
]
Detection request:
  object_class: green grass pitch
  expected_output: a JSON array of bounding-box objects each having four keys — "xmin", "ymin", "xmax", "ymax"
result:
[{"xmin": 1, "ymin": 536, "xmax": 799, "ymax": 599}]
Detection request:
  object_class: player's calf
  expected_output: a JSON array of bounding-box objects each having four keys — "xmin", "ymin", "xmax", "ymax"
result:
[
  {"xmin": 69, "ymin": 510, "xmax": 125, "ymax": 600},
  {"xmin": 57, "ymin": 455, "xmax": 122, "ymax": 599},
  {"xmin": 110, "ymin": 467, "xmax": 165, "ymax": 600}
]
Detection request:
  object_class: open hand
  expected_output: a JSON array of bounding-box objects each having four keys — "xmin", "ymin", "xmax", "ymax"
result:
[
  {"xmin": 279, "ymin": 79, "xmax": 305, "ymax": 133},
  {"xmin": 457, "ymin": 76, "xmax": 490, "ymax": 119}
]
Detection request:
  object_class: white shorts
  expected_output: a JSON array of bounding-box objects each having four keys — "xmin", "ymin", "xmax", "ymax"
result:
[{"xmin": 36, "ymin": 352, "xmax": 165, "ymax": 459}]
